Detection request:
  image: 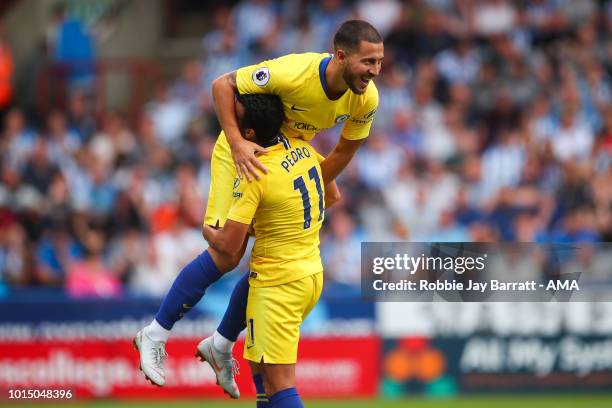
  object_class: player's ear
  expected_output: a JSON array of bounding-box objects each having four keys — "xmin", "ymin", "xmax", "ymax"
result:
[
  {"xmin": 244, "ymin": 128, "xmax": 256, "ymax": 141},
  {"xmin": 335, "ymin": 48, "xmax": 348, "ymax": 64}
]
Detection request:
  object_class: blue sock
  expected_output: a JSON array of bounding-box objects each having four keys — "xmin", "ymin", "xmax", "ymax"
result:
[
  {"xmin": 253, "ymin": 374, "xmax": 269, "ymax": 407},
  {"xmin": 155, "ymin": 250, "xmax": 222, "ymax": 330},
  {"xmin": 216, "ymin": 271, "xmax": 249, "ymax": 341},
  {"xmin": 269, "ymin": 388, "xmax": 303, "ymax": 408}
]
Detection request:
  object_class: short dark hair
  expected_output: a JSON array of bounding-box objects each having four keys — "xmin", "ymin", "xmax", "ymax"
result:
[
  {"xmin": 236, "ymin": 93, "xmax": 284, "ymax": 145},
  {"xmin": 333, "ymin": 20, "xmax": 383, "ymax": 54}
]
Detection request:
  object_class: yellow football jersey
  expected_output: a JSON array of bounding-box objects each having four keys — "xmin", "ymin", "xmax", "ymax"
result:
[
  {"xmin": 236, "ymin": 52, "xmax": 378, "ymax": 141},
  {"xmin": 227, "ymin": 137, "xmax": 324, "ymax": 287}
]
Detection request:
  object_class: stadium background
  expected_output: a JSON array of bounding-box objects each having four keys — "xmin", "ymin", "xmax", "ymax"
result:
[{"xmin": 0, "ymin": 0, "xmax": 611, "ymax": 407}]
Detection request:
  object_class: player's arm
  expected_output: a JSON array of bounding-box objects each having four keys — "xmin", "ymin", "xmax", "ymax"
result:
[
  {"xmin": 211, "ymin": 70, "xmax": 268, "ymax": 181},
  {"xmin": 203, "ymin": 172, "xmax": 264, "ymax": 269},
  {"xmin": 325, "ymin": 181, "xmax": 341, "ymax": 208},
  {"xmin": 313, "ymin": 147, "xmax": 341, "ymax": 208},
  {"xmin": 319, "ymin": 137, "xmax": 366, "ymax": 185},
  {"xmin": 202, "ymin": 221, "xmax": 250, "ymax": 270},
  {"xmin": 320, "ymin": 87, "xmax": 378, "ymax": 184}
]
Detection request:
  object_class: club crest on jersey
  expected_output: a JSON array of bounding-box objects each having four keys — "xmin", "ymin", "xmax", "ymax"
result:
[
  {"xmin": 252, "ymin": 67, "xmax": 270, "ymax": 86},
  {"xmin": 233, "ymin": 177, "xmax": 240, "ymax": 189},
  {"xmin": 335, "ymin": 114, "xmax": 350, "ymax": 124}
]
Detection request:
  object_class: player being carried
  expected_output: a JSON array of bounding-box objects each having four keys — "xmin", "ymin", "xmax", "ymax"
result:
[{"xmin": 134, "ymin": 19, "xmax": 383, "ymax": 399}]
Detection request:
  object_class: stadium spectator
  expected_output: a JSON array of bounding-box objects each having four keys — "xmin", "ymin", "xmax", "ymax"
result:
[
  {"xmin": 0, "ymin": 221, "xmax": 27, "ymax": 287},
  {"xmin": 46, "ymin": 109, "xmax": 81, "ymax": 165},
  {"xmin": 51, "ymin": 3, "xmax": 97, "ymax": 89},
  {"xmin": 551, "ymin": 105, "xmax": 594, "ymax": 162},
  {"xmin": 201, "ymin": 8, "xmax": 244, "ymax": 97},
  {"xmin": 472, "ymin": 0, "xmax": 518, "ymax": 37},
  {"xmin": 355, "ymin": 0, "xmax": 401, "ymax": 37},
  {"xmin": 66, "ymin": 89, "xmax": 97, "ymax": 143},
  {"xmin": 388, "ymin": 108, "xmax": 423, "ymax": 156},
  {"xmin": 22, "ymin": 139, "xmax": 59, "ymax": 195},
  {"xmin": 88, "ymin": 111, "xmax": 136, "ymax": 168},
  {"xmin": 308, "ymin": 0, "xmax": 353, "ymax": 52},
  {"xmin": 1, "ymin": 108, "xmax": 37, "ymax": 172},
  {"xmin": 376, "ymin": 66, "xmax": 413, "ymax": 133},
  {"xmin": 36, "ymin": 222, "xmax": 83, "ymax": 287},
  {"xmin": 356, "ymin": 133, "xmax": 403, "ymax": 190},
  {"xmin": 66, "ymin": 229, "xmax": 121, "ymax": 298},
  {"xmin": 170, "ymin": 59, "xmax": 208, "ymax": 118},
  {"xmin": 479, "ymin": 130, "xmax": 526, "ymax": 200},
  {"xmin": 145, "ymin": 81, "xmax": 191, "ymax": 147},
  {"xmin": 233, "ymin": 0, "xmax": 278, "ymax": 56},
  {"xmin": 434, "ymin": 37, "xmax": 480, "ymax": 85}
]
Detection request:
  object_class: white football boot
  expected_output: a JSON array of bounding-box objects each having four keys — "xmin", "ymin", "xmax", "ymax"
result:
[
  {"xmin": 195, "ymin": 336, "xmax": 240, "ymax": 398},
  {"xmin": 133, "ymin": 329, "xmax": 167, "ymax": 386}
]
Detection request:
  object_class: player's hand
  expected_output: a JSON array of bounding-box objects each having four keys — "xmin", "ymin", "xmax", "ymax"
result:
[{"xmin": 230, "ymin": 138, "xmax": 268, "ymax": 181}]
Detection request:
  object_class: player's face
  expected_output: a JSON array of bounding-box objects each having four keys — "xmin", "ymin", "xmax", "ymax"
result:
[{"xmin": 342, "ymin": 41, "xmax": 384, "ymax": 94}]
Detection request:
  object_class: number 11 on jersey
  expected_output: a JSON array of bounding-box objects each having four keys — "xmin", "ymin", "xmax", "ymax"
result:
[{"xmin": 293, "ymin": 166, "xmax": 324, "ymax": 229}]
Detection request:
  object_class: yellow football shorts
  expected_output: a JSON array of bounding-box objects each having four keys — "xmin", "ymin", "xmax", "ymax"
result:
[
  {"xmin": 204, "ymin": 133, "xmax": 325, "ymax": 227},
  {"xmin": 244, "ymin": 272, "xmax": 323, "ymax": 364}
]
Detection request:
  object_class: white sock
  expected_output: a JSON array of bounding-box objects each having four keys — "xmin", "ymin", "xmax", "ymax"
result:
[
  {"xmin": 212, "ymin": 330, "xmax": 234, "ymax": 353},
  {"xmin": 145, "ymin": 319, "xmax": 171, "ymax": 343}
]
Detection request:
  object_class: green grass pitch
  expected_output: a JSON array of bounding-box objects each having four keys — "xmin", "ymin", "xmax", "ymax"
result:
[{"xmin": 4, "ymin": 395, "xmax": 612, "ymax": 408}]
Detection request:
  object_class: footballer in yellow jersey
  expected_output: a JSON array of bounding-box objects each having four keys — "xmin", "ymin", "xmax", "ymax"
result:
[
  {"xmin": 226, "ymin": 134, "xmax": 325, "ymax": 359},
  {"xmin": 206, "ymin": 20, "xmax": 384, "ymax": 228},
  {"xmin": 226, "ymin": 135, "xmax": 324, "ymax": 288},
  {"xmin": 204, "ymin": 51, "xmax": 378, "ymax": 227},
  {"xmin": 203, "ymin": 93, "xmax": 325, "ymax": 404}
]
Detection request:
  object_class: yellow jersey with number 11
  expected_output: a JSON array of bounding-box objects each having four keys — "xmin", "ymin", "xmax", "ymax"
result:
[{"xmin": 226, "ymin": 137, "xmax": 325, "ymax": 288}]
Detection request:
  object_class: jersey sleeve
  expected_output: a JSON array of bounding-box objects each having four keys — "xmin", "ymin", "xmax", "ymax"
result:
[
  {"xmin": 236, "ymin": 56, "xmax": 291, "ymax": 95},
  {"xmin": 226, "ymin": 178, "xmax": 265, "ymax": 225},
  {"xmin": 341, "ymin": 84, "xmax": 379, "ymax": 140}
]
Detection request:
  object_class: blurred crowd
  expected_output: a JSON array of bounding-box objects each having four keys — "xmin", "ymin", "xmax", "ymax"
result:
[{"xmin": 1, "ymin": 0, "xmax": 612, "ymax": 295}]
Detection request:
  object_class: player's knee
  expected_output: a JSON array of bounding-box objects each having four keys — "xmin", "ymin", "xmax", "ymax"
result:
[
  {"xmin": 262, "ymin": 375, "xmax": 271, "ymax": 396},
  {"xmin": 261, "ymin": 364, "xmax": 295, "ymax": 395},
  {"xmin": 266, "ymin": 378, "xmax": 295, "ymax": 396}
]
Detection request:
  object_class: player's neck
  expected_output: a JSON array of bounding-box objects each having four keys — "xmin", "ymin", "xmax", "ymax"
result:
[{"xmin": 325, "ymin": 57, "xmax": 349, "ymax": 100}]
